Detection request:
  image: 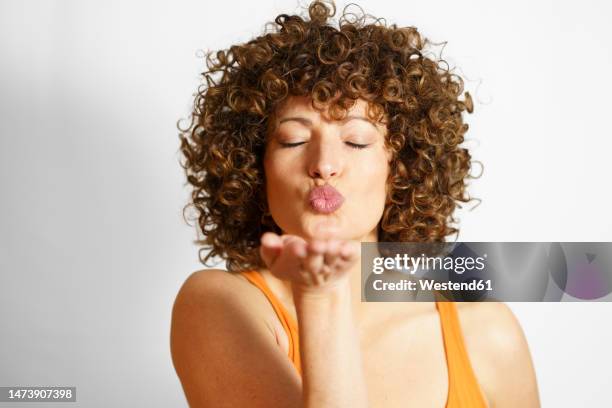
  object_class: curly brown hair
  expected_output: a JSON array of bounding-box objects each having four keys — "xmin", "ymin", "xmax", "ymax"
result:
[{"xmin": 178, "ymin": 0, "xmax": 480, "ymax": 273}]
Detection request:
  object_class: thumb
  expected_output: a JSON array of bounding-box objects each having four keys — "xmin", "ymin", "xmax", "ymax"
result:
[{"xmin": 260, "ymin": 232, "xmax": 282, "ymax": 267}]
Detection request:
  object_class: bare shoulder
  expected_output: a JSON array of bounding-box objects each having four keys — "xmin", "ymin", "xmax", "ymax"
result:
[
  {"xmin": 170, "ymin": 269, "xmax": 255, "ymax": 351},
  {"xmin": 457, "ymin": 302, "xmax": 541, "ymax": 407},
  {"xmin": 175, "ymin": 268, "xmax": 246, "ymax": 298},
  {"xmin": 172, "ymin": 268, "xmax": 273, "ymax": 322},
  {"xmin": 170, "ymin": 268, "xmax": 273, "ymax": 341},
  {"xmin": 170, "ymin": 269, "xmax": 302, "ymax": 407},
  {"xmin": 456, "ymin": 302, "xmax": 526, "ymax": 351}
]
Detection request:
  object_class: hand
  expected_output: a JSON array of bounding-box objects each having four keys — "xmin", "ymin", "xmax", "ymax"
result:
[{"xmin": 259, "ymin": 223, "xmax": 360, "ymax": 293}]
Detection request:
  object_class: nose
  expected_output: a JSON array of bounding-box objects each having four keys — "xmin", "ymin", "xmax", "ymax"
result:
[
  {"xmin": 311, "ymin": 163, "xmax": 337, "ymax": 179},
  {"xmin": 307, "ymin": 137, "xmax": 342, "ymax": 181}
]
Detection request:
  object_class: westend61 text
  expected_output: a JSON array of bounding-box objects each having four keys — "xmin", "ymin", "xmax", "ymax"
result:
[{"xmin": 372, "ymin": 279, "xmax": 493, "ymax": 292}]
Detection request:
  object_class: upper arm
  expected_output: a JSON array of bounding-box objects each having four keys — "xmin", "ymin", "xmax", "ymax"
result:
[
  {"xmin": 170, "ymin": 270, "xmax": 303, "ymax": 408},
  {"xmin": 479, "ymin": 303, "xmax": 541, "ymax": 408}
]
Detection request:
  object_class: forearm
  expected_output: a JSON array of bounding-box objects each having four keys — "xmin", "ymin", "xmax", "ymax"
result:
[{"xmin": 293, "ymin": 278, "xmax": 368, "ymax": 408}]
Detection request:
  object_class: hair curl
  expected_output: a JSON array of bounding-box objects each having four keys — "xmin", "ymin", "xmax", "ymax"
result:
[{"xmin": 178, "ymin": 0, "xmax": 480, "ymax": 273}]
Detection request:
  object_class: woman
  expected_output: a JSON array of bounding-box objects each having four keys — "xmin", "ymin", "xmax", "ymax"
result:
[{"xmin": 171, "ymin": 1, "xmax": 540, "ymax": 406}]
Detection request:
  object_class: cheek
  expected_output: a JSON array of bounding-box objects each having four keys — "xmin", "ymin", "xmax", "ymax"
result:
[
  {"xmin": 264, "ymin": 155, "xmax": 297, "ymax": 200},
  {"xmin": 358, "ymin": 154, "xmax": 389, "ymax": 192}
]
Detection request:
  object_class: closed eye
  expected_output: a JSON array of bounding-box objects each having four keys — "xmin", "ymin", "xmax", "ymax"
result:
[
  {"xmin": 278, "ymin": 141, "xmax": 306, "ymax": 148},
  {"xmin": 345, "ymin": 142, "xmax": 369, "ymax": 149},
  {"xmin": 278, "ymin": 141, "xmax": 370, "ymax": 149}
]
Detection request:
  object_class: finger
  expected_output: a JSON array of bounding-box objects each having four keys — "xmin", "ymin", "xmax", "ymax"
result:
[
  {"xmin": 339, "ymin": 240, "xmax": 360, "ymax": 262},
  {"xmin": 288, "ymin": 237, "xmax": 308, "ymax": 258},
  {"xmin": 323, "ymin": 239, "xmax": 341, "ymax": 268},
  {"xmin": 274, "ymin": 237, "xmax": 306, "ymax": 271},
  {"xmin": 260, "ymin": 232, "xmax": 282, "ymax": 267},
  {"xmin": 303, "ymin": 240, "xmax": 326, "ymax": 283},
  {"xmin": 281, "ymin": 234, "xmax": 302, "ymax": 246}
]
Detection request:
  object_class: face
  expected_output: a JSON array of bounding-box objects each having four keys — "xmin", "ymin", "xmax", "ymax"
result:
[{"xmin": 263, "ymin": 95, "xmax": 392, "ymax": 242}]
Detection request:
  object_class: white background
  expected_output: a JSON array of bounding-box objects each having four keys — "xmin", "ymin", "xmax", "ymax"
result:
[{"xmin": 1, "ymin": 0, "xmax": 611, "ymax": 406}]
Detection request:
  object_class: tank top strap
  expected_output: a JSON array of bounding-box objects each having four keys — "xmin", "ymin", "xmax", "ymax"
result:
[
  {"xmin": 435, "ymin": 300, "xmax": 489, "ymax": 407},
  {"xmin": 239, "ymin": 270, "xmax": 301, "ymax": 376}
]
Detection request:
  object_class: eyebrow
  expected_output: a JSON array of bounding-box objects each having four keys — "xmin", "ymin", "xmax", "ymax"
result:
[{"xmin": 278, "ymin": 115, "xmax": 379, "ymax": 130}]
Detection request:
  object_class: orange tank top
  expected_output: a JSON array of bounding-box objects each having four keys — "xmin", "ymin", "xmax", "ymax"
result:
[{"xmin": 239, "ymin": 270, "xmax": 488, "ymax": 407}]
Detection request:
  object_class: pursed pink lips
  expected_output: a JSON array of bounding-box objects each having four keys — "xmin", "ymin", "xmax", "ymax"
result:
[{"xmin": 308, "ymin": 184, "xmax": 345, "ymax": 214}]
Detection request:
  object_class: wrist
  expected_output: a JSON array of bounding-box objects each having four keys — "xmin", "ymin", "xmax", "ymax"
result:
[{"xmin": 292, "ymin": 276, "xmax": 352, "ymax": 303}]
